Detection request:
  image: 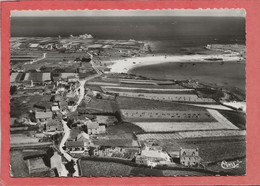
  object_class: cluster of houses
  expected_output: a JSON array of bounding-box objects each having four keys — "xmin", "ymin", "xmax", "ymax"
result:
[{"xmin": 135, "ymin": 142, "xmax": 201, "ymax": 168}]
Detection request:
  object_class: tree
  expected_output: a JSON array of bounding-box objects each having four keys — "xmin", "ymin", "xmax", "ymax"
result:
[
  {"xmin": 10, "ymin": 86, "xmax": 17, "ymax": 95},
  {"xmin": 65, "ymin": 160, "xmax": 76, "ymax": 176}
]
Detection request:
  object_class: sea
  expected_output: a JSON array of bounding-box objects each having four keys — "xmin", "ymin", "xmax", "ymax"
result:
[{"xmin": 11, "ymin": 16, "xmax": 246, "ymax": 90}]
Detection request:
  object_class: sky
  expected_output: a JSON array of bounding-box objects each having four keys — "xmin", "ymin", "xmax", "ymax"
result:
[{"xmin": 11, "ymin": 9, "xmax": 246, "ymax": 17}]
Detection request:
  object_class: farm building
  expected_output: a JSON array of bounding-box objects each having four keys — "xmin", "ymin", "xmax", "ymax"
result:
[
  {"xmin": 180, "ymin": 148, "xmax": 200, "ymax": 167},
  {"xmin": 51, "ymin": 105, "xmax": 60, "ymax": 112},
  {"xmin": 94, "ymin": 115, "xmax": 117, "ymax": 126},
  {"xmin": 35, "ymin": 112, "xmax": 53, "ymax": 123},
  {"xmin": 46, "ymin": 119, "xmax": 63, "ymax": 132},
  {"xmin": 59, "ymin": 101, "xmax": 68, "ymax": 112},
  {"xmin": 23, "ymin": 73, "xmax": 51, "ymax": 83},
  {"xmin": 65, "ymin": 141, "xmax": 88, "ymax": 153},
  {"xmin": 26, "ymin": 157, "xmax": 51, "ymax": 176},
  {"xmin": 34, "ymin": 102, "xmax": 52, "ymax": 112},
  {"xmin": 29, "ymin": 43, "xmax": 39, "ymax": 48},
  {"xmin": 60, "ymin": 73, "xmax": 78, "ymax": 81},
  {"xmin": 136, "ymin": 146, "xmax": 171, "ymax": 166},
  {"xmin": 76, "ymin": 132, "xmax": 92, "ymax": 146},
  {"xmin": 86, "ymin": 122, "xmax": 100, "ymax": 135},
  {"xmin": 10, "ymin": 72, "xmax": 24, "ymax": 83}
]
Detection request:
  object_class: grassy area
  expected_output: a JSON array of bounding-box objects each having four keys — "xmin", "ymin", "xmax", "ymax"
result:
[
  {"xmin": 218, "ymin": 110, "xmax": 246, "ymax": 130},
  {"xmin": 78, "ymin": 98, "xmax": 119, "ymax": 114},
  {"xmin": 92, "ymin": 122, "xmax": 143, "ymax": 147},
  {"xmin": 79, "ymin": 159, "xmax": 214, "ymax": 177},
  {"xmin": 104, "ymin": 87, "xmax": 195, "ymax": 94},
  {"xmin": 10, "ymin": 150, "xmax": 29, "ymax": 177},
  {"xmin": 10, "ymin": 95, "xmax": 43, "ymax": 118},
  {"xmin": 80, "ymin": 160, "xmax": 133, "ymax": 177},
  {"xmin": 156, "ymin": 136, "xmax": 246, "ymax": 163}
]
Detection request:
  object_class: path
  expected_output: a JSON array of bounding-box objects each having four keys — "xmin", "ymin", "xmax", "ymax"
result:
[
  {"xmin": 59, "ymin": 119, "xmax": 80, "ymax": 177},
  {"xmin": 24, "ymin": 53, "xmax": 47, "ymax": 65},
  {"xmin": 58, "ymin": 52, "xmax": 103, "ymax": 176}
]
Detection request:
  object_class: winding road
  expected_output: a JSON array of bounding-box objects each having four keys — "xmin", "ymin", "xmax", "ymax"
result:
[{"xmin": 58, "ymin": 52, "xmax": 103, "ymax": 177}]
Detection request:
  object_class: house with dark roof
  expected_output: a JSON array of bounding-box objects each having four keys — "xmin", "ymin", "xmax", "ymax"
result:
[{"xmin": 34, "ymin": 102, "xmax": 52, "ymax": 112}]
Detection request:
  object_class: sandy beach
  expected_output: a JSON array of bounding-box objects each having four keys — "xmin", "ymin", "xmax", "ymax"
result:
[{"xmin": 107, "ymin": 54, "xmax": 242, "ymax": 73}]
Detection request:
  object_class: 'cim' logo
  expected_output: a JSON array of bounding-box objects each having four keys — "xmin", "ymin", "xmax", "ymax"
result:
[{"xmin": 221, "ymin": 160, "xmax": 242, "ymax": 169}]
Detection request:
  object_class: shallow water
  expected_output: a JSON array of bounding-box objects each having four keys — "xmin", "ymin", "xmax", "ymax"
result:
[{"xmin": 129, "ymin": 62, "xmax": 246, "ymax": 92}]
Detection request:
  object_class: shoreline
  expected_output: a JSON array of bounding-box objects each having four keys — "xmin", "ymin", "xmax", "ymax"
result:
[{"xmin": 107, "ymin": 54, "xmax": 243, "ymax": 74}]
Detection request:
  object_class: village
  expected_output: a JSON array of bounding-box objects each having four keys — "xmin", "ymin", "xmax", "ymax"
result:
[{"xmin": 9, "ymin": 35, "xmax": 246, "ymax": 177}]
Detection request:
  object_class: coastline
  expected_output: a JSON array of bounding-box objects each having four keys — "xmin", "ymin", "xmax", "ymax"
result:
[{"xmin": 107, "ymin": 54, "xmax": 243, "ymax": 73}]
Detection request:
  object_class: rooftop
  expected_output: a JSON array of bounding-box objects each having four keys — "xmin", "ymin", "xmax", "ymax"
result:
[
  {"xmin": 86, "ymin": 122, "xmax": 99, "ymax": 129},
  {"xmin": 65, "ymin": 141, "xmax": 85, "ymax": 148},
  {"xmin": 35, "ymin": 112, "xmax": 52, "ymax": 119}
]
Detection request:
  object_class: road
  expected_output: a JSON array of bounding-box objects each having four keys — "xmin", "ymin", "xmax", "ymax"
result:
[
  {"xmin": 70, "ymin": 53, "xmax": 102, "ymax": 112},
  {"xmin": 24, "ymin": 53, "xmax": 47, "ymax": 65},
  {"xmin": 59, "ymin": 119, "xmax": 80, "ymax": 177},
  {"xmin": 59, "ymin": 52, "xmax": 103, "ymax": 176}
]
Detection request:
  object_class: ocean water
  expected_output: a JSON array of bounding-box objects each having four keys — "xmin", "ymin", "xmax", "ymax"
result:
[
  {"xmin": 11, "ymin": 16, "xmax": 245, "ymax": 53},
  {"xmin": 11, "ymin": 16, "xmax": 246, "ymax": 89},
  {"xmin": 129, "ymin": 62, "xmax": 246, "ymax": 91}
]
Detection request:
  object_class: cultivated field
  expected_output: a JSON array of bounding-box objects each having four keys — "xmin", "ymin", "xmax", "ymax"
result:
[
  {"xmin": 137, "ymin": 130, "xmax": 246, "ymax": 141},
  {"xmin": 111, "ymin": 91, "xmax": 215, "ymax": 103},
  {"xmin": 121, "ymin": 109, "xmax": 216, "ymax": 122},
  {"xmin": 10, "ymin": 150, "xmax": 30, "ymax": 177},
  {"xmin": 92, "ymin": 122, "xmax": 143, "ymax": 147},
  {"xmin": 78, "ymin": 98, "xmax": 118, "ymax": 114},
  {"xmin": 116, "ymin": 97, "xmax": 208, "ymax": 111},
  {"xmin": 132, "ymin": 121, "xmax": 237, "ymax": 132},
  {"xmin": 80, "ymin": 160, "xmax": 133, "ymax": 177},
  {"xmin": 102, "ymin": 86, "xmax": 195, "ymax": 94}
]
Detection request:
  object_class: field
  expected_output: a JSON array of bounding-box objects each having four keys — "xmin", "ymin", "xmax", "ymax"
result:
[
  {"xmin": 116, "ymin": 97, "xmax": 207, "ymax": 111},
  {"xmin": 10, "ymin": 95, "xmax": 43, "ymax": 118},
  {"xmin": 102, "ymin": 86, "xmax": 195, "ymax": 94},
  {"xmin": 78, "ymin": 98, "xmax": 119, "ymax": 114},
  {"xmin": 132, "ymin": 121, "xmax": 237, "ymax": 132},
  {"xmin": 10, "ymin": 150, "xmax": 29, "ymax": 177},
  {"xmin": 10, "ymin": 134, "xmax": 39, "ymax": 145},
  {"xmin": 92, "ymin": 122, "xmax": 143, "ymax": 147},
  {"xmin": 219, "ymin": 110, "xmax": 246, "ymax": 129},
  {"xmin": 137, "ymin": 130, "xmax": 246, "ymax": 140},
  {"xmin": 79, "ymin": 159, "xmax": 213, "ymax": 177},
  {"xmin": 113, "ymin": 91, "xmax": 215, "ymax": 103},
  {"xmin": 121, "ymin": 109, "xmax": 216, "ymax": 123},
  {"xmin": 79, "ymin": 160, "xmax": 133, "ymax": 177}
]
